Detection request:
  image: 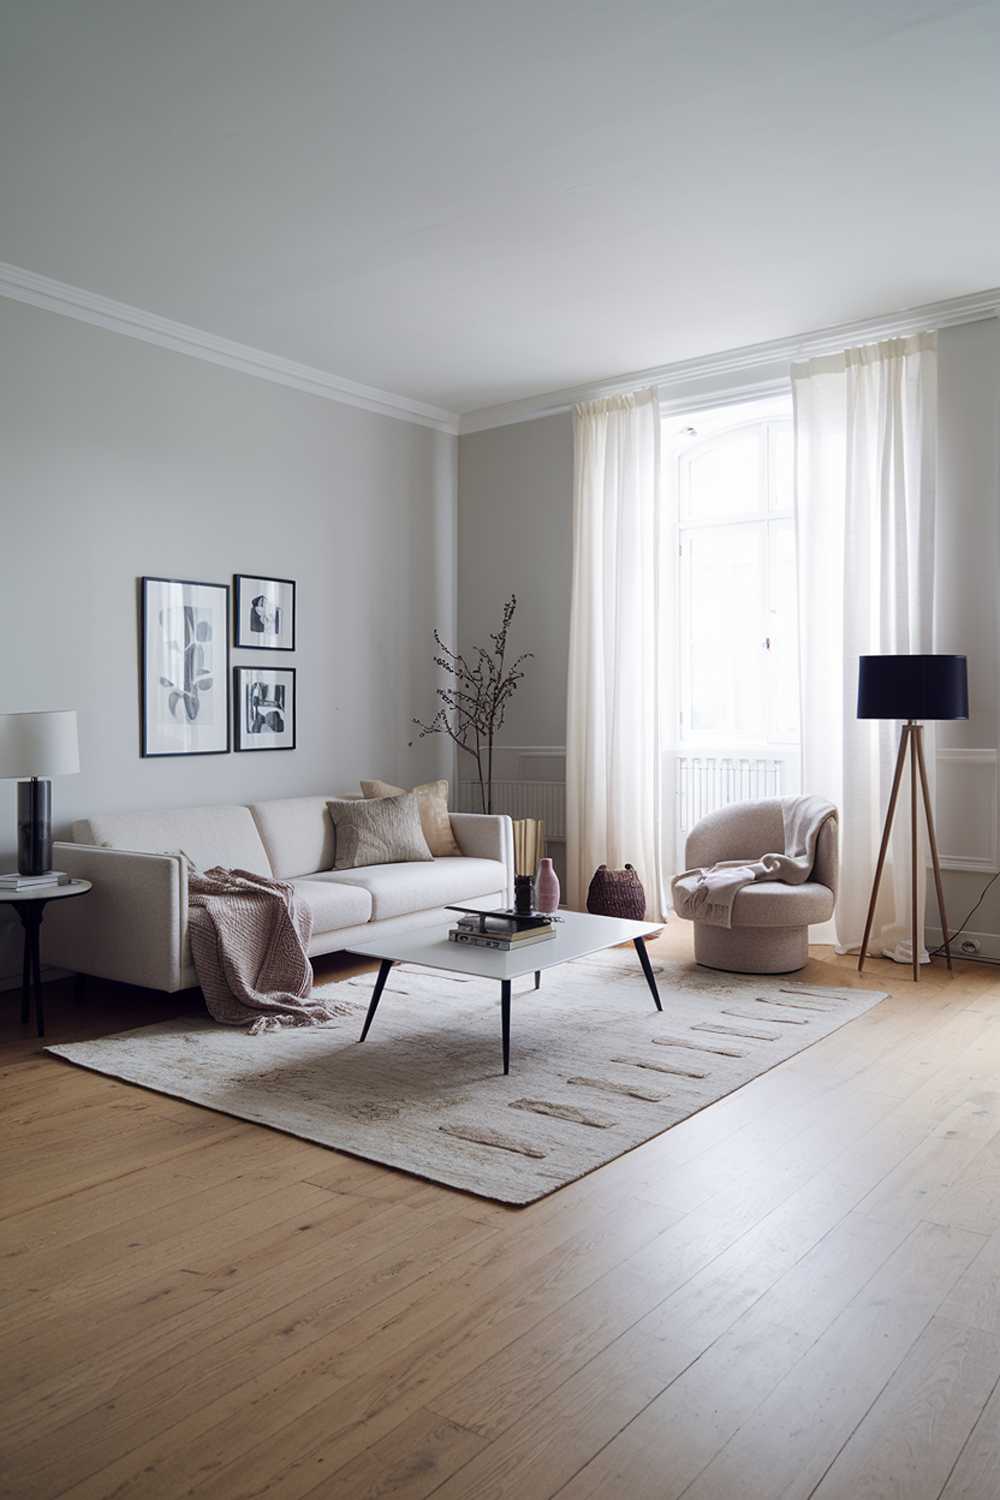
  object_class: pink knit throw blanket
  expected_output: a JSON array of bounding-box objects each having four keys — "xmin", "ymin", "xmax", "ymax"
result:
[{"xmin": 187, "ymin": 866, "xmax": 338, "ymax": 1034}]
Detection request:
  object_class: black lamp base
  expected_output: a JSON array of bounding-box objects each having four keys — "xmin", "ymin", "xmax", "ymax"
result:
[{"xmin": 17, "ymin": 778, "xmax": 53, "ymax": 876}]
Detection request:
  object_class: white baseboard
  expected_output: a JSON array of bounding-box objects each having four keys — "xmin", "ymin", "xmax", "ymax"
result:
[{"xmin": 926, "ymin": 924, "xmax": 1000, "ymax": 963}]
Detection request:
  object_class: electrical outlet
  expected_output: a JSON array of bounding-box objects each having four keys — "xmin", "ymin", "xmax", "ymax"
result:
[{"xmin": 959, "ymin": 937, "xmax": 981, "ymax": 956}]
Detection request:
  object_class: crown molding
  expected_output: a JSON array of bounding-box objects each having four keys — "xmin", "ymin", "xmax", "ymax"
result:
[
  {"xmin": 459, "ymin": 286, "xmax": 1000, "ymax": 435},
  {"xmin": 5, "ymin": 259, "xmax": 995, "ymax": 440},
  {"xmin": 0, "ymin": 260, "xmax": 461, "ymax": 434}
]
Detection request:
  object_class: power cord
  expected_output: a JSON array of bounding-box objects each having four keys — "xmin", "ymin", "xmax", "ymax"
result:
[{"xmin": 930, "ymin": 869, "xmax": 1000, "ymax": 958}]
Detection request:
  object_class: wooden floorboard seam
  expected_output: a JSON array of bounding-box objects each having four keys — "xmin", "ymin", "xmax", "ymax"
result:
[
  {"xmin": 4, "ymin": 936, "xmax": 1000, "ymax": 1498},
  {"xmin": 932, "ymin": 1367, "xmax": 1000, "ymax": 1500}
]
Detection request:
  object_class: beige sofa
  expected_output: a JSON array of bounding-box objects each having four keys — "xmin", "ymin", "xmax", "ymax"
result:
[{"xmin": 44, "ymin": 795, "xmax": 514, "ymax": 992}]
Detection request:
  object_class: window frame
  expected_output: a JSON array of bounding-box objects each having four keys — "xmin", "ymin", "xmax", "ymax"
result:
[{"xmin": 674, "ymin": 412, "xmax": 798, "ymax": 753}]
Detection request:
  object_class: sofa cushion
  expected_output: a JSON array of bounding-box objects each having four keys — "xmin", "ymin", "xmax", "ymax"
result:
[
  {"xmin": 250, "ymin": 796, "xmax": 341, "ymax": 879},
  {"xmin": 290, "ymin": 878, "xmax": 372, "ymax": 933},
  {"xmin": 74, "ymin": 805, "xmax": 272, "ymax": 877},
  {"xmin": 312, "ymin": 856, "xmax": 507, "ymax": 921},
  {"xmin": 328, "ymin": 793, "xmax": 432, "ymax": 870},
  {"xmin": 361, "ymin": 778, "xmax": 462, "ymax": 857},
  {"xmin": 729, "ymin": 880, "xmax": 835, "ymax": 928}
]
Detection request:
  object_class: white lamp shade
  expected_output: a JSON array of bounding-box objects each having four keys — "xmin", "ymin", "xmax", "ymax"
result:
[{"xmin": 0, "ymin": 710, "xmax": 80, "ymax": 778}]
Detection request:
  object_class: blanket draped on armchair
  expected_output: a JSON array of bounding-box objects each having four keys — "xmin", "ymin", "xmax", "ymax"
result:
[
  {"xmin": 188, "ymin": 867, "xmax": 338, "ymax": 1033},
  {"xmin": 671, "ymin": 794, "xmax": 835, "ymax": 928}
]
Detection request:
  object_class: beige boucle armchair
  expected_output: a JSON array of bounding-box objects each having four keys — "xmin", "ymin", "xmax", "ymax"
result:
[{"xmin": 683, "ymin": 799, "xmax": 839, "ymax": 974}]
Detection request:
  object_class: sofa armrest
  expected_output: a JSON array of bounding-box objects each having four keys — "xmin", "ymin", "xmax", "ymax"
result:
[
  {"xmin": 450, "ymin": 813, "xmax": 515, "ymax": 903},
  {"xmin": 44, "ymin": 842, "xmax": 189, "ymax": 992}
]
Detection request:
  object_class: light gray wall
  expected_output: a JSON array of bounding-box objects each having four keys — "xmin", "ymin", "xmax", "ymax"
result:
[
  {"xmin": 0, "ymin": 296, "xmax": 456, "ymax": 976},
  {"xmin": 457, "ymin": 411, "xmax": 573, "ymax": 754},
  {"xmin": 457, "ymin": 322, "xmax": 1000, "ymax": 942},
  {"xmin": 929, "ymin": 317, "xmax": 1000, "ymax": 944},
  {"xmin": 935, "ymin": 318, "xmax": 1000, "ymax": 749}
]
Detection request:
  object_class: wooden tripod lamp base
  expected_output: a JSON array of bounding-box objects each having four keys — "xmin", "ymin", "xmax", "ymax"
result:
[
  {"xmin": 855, "ymin": 655, "xmax": 969, "ymax": 984},
  {"xmin": 857, "ymin": 723, "xmax": 951, "ymax": 981}
]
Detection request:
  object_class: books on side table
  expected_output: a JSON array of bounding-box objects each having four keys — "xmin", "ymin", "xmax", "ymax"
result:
[
  {"xmin": 446, "ymin": 905, "xmax": 557, "ymax": 952},
  {"xmin": 0, "ymin": 871, "xmax": 72, "ymax": 891}
]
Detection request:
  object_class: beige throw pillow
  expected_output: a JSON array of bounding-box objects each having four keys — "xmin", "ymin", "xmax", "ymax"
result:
[
  {"xmin": 361, "ymin": 778, "xmax": 462, "ymax": 858},
  {"xmin": 327, "ymin": 792, "xmax": 433, "ymax": 870}
]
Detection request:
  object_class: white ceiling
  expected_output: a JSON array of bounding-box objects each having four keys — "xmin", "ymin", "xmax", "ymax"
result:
[{"xmin": 2, "ymin": 1, "xmax": 998, "ymax": 417}]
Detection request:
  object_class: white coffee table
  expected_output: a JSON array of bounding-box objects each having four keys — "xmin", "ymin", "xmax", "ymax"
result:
[{"xmin": 348, "ymin": 908, "xmax": 663, "ymax": 1074}]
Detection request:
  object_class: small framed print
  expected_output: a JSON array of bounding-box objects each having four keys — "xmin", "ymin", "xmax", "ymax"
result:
[
  {"xmin": 141, "ymin": 577, "xmax": 230, "ymax": 757},
  {"xmin": 234, "ymin": 574, "xmax": 295, "ymax": 651},
  {"xmin": 234, "ymin": 666, "xmax": 296, "ymax": 752}
]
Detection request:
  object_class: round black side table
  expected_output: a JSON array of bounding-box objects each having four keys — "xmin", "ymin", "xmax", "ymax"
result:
[{"xmin": 1, "ymin": 880, "xmax": 92, "ymax": 1038}]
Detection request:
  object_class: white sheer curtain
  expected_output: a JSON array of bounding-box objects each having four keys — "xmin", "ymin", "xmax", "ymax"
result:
[
  {"xmin": 566, "ymin": 390, "xmax": 666, "ymax": 918},
  {"xmin": 793, "ymin": 333, "xmax": 937, "ymax": 958}
]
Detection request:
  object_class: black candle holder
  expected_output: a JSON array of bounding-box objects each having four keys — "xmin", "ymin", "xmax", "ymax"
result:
[{"xmin": 514, "ymin": 874, "xmax": 534, "ymax": 915}]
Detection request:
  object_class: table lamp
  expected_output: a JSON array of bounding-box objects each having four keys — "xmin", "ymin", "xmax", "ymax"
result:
[
  {"xmin": 856, "ymin": 655, "xmax": 968, "ymax": 982},
  {"xmin": 0, "ymin": 710, "xmax": 80, "ymax": 876}
]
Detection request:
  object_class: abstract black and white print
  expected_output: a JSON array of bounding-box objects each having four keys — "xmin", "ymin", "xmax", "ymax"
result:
[
  {"xmin": 234, "ymin": 575, "xmax": 295, "ymax": 650},
  {"xmin": 234, "ymin": 667, "xmax": 296, "ymax": 751},
  {"xmin": 141, "ymin": 578, "xmax": 230, "ymax": 757}
]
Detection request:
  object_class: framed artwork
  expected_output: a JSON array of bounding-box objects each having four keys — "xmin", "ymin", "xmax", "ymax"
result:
[
  {"xmin": 141, "ymin": 577, "xmax": 230, "ymax": 757},
  {"xmin": 234, "ymin": 574, "xmax": 296, "ymax": 651},
  {"xmin": 234, "ymin": 666, "xmax": 296, "ymax": 752}
]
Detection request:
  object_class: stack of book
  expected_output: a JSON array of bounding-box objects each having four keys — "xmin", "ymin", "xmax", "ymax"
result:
[
  {"xmin": 0, "ymin": 871, "xmax": 71, "ymax": 892},
  {"xmin": 447, "ymin": 906, "xmax": 556, "ymax": 952}
]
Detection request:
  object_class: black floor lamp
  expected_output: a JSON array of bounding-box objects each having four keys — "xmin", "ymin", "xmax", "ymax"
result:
[{"xmin": 857, "ymin": 654, "xmax": 968, "ymax": 982}]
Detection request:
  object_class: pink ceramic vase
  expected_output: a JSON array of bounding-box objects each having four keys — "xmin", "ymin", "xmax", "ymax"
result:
[{"xmin": 535, "ymin": 856, "xmax": 560, "ymax": 914}]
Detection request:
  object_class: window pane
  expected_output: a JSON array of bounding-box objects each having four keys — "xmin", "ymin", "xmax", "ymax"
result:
[
  {"xmin": 684, "ymin": 524, "xmax": 766, "ymax": 740},
  {"xmin": 680, "ymin": 427, "xmax": 762, "ymax": 522},
  {"xmin": 769, "ymin": 423, "xmax": 793, "ymax": 512},
  {"xmin": 766, "ymin": 517, "xmax": 800, "ymax": 741}
]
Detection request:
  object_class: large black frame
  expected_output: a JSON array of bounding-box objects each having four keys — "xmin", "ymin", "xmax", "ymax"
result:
[
  {"xmin": 233, "ymin": 665, "xmax": 297, "ymax": 752},
  {"xmin": 140, "ymin": 576, "xmax": 231, "ymax": 758},
  {"xmin": 233, "ymin": 574, "xmax": 296, "ymax": 651}
]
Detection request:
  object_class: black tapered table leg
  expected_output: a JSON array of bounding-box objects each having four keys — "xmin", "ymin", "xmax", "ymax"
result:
[
  {"xmin": 20, "ymin": 924, "xmax": 30, "ymax": 1024},
  {"xmin": 534, "ymin": 970, "xmax": 541, "ymax": 990},
  {"xmin": 33, "ymin": 914, "xmax": 45, "ymax": 1037},
  {"xmin": 501, "ymin": 979, "xmax": 512, "ymax": 1075},
  {"xmin": 634, "ymin": 936, "xmax": 662, "ymax": 1012},
  {"xmin": 15, "ymin": 904, "xmax": 45, "ymax": 1034},
  {"xmin": 359, "ymin": 959, "xmax": 393, "ymax": 1042}
]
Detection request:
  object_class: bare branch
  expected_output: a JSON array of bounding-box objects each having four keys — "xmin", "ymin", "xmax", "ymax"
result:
[{"xmin": 409, "ymin": 595, "xmax": 530, "ymax": 814}]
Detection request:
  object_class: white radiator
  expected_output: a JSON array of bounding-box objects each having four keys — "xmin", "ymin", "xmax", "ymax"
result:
[
  {"xmin": 676, "ymin": 754, "xmax": 785, "ymax": 840},
  {"xmin": 458, "ymin": 779, "xmax": 566, "ymax": 840},
  {"xmin": 458, "ymin": 759, "xmax": 785, "ymax": 855}
]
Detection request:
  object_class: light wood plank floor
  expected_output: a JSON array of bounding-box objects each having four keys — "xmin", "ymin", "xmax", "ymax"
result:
[{"xmin": 3, "ymin": 929, "xmax": 1000, "ymax": 1499}]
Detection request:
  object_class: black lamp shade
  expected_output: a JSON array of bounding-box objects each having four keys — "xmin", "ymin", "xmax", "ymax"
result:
[{"xmin": 857, "ymin": 654, "xmax": 969, "ymax": 721}]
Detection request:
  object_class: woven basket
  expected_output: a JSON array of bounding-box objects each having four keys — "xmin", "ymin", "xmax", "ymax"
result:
[{"xmin": 586, "ymin": 863, "xmax": 646, "ymax": 921}]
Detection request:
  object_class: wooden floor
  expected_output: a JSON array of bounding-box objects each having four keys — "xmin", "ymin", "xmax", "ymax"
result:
[{"xmin": 3, "ymin": 929, "xmax": 1000, "ymax": 1499}]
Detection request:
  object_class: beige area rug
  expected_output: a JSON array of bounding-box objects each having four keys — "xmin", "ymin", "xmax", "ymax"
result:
[{"xmin": 47, "ymin": 952, "xmax": 887, "ymax": 1205}]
